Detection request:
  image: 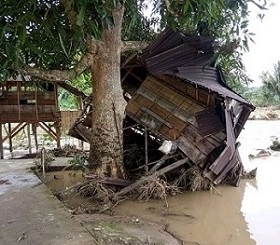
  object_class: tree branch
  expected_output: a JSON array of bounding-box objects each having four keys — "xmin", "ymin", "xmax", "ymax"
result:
[
  {"xmin": 20, "ymin": 42, "xmax": 97, "ymax": 81},
  {"xmin": 121, "ymin": 41, "xmax": 149, "ymax": 52}
]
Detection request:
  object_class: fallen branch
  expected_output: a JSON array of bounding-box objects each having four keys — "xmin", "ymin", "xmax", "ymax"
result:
[
  {"xmin": 114, "ymin": 158, "xmax": 188, "ymax": 199},
  {"xmin": 148, "ymin": 155, "xmax": 169, "ymax": 174}
]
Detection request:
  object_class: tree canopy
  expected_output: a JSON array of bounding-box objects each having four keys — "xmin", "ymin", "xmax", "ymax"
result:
[{"xmin": 0, "ymin": 0, "xmax": 269, "ymax": 83}]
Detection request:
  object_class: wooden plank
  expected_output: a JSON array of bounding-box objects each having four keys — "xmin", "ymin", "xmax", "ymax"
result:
[
  {"xmin": 134, "ymin": 94, "xmax": 154, "ymax": 109},
  {"xmin": 137, "ymin": 85, "xmax": 159, "ymax": 102},
  {"xmin": 158, "ymin": 125, "xmax": 181, "ymax": 140},
  {"xmin": 183, "ymin": 124, "xmax": 216, "ymax": 155},
  {"xmin": 161, "ymin": 75, "xmax": 186, "ymax": 94},
  {"xmin": 114, "ymin": 158, "xmax": 189, "ymax": 199},
  {"xmin": 214, "ymin": 148, "xmax": 240, "ymax": 184},
  {"xmin": 126, "ymin": 100, "xmax": 141, "ymax": 116},
  {"xmin": 166, "ymin": 114, "xmax": 186, "ymax": 132},
  {"xmin": 195, "ymin": 106, "xmax": 225, "ymax": 137},
  {"xmin": 209, "ymin": 145, "xmax": 233, "ymax": 175},
  {"xmin": 143, "ymin": 76, "xmax": 164, "ymax": 93},
  {"xmin": 149, "ymin": 103, "xmax": 171, "ymax": 121},
  {"xmin": 2, "ymin": 123, "xmax": 26, "ymax": 142},
  {"xmin": 141, "ymin": 107, "xmax": 172, "ymax": 128},
  {"xmin": 148, "ymin": 155, "xmax": 169, "ymax": 174},
  {"xmin": 0, "ymin": 112, "xmax": 58, "ymax": 123},
  {"xmin": 33, "ymin": 123, "xmax": 38, "ymax": 150},
  {"xmin": 38, "ymin": 122, "xmax": 57, "ymax": 141},
  {"xmin": 176, "ymin": 136, "xmax": 207, "ymax": 165},
  {"xmin": 234, "ymin": 106, "xmax": 251, "ymax": 137}
]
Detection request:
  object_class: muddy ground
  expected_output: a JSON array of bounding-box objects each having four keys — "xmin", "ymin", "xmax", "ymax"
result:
[{"xmin": 38, "ymin": 169, "xmax": 183, "ymax": 245}]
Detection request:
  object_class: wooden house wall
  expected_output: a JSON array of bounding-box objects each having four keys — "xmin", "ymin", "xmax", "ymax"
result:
[
  {"xmin": 0, "ymin": 91, "xmax": 58, "ymax": 123},
  {"xmin": 126, "ymin": 75, "xmax": 226, "ymax": 165}
]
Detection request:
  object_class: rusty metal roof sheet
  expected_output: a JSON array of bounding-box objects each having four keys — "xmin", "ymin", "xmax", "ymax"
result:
[
  {"xmin": 173, "ymin": 66, "xmax": 250, "ymax": 105},
  {"xmin": 136, "ymin": 29, "xmax": 252, "ymax": 106}
]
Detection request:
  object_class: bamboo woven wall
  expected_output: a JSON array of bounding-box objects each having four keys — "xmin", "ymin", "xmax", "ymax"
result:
[{"xmin": 60, "ymin": 110, "xmax": 81, "ymax": 133}]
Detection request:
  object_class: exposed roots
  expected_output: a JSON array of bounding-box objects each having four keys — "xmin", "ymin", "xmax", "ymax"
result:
[
  {"xmin": 77, "ymin": 182, "xmax": 115, "ymax": 204},
  {"xmin": 137, "ymin": 176, "xmax": 180, "ymax": 201}
]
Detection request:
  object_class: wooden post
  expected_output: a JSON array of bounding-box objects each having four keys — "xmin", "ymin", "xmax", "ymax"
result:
[
  {"xmin": 56, "ymin": 122, "xmax": 61, "ymax": 149},
  {"xmin": 144, "ymin": 127, "xmax": 149, "ymax": 174},
  {"xmin": 8, "ymin": 123, "xmax": 12, "ymax": 153},
  {"xmin": 33, "ymin": 123, "xmax": 38, "ymax": 150},
  {"xmin": 0, "ymin": 123, "xmax": 3, "ymax": 159},
  {"xmin": 17, "ymin": 82, "xmax": 21, "ymax": 121},
  {"xmin": 27, "ymin": 123, "xmax": 32, "ymax": 155}
]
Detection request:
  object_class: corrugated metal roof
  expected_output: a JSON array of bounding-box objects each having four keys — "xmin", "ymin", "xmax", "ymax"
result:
[
  {"xmin": 172, "ymin": 66, "xmax": 250, "ymax": 105},
  {"xmin": 134, "ymin": 29, "xmax": 253, "ymax": 107},
  {"xmin": 145, "ymin": 44, "xmax": 213, "ymax": 74}
]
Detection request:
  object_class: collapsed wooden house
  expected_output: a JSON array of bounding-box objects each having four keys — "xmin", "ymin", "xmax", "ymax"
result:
[
  {"xmin": 0, "ymin": 76, "xmax": 85, "ymax": 159},
  {"xmin": 71, "ymin": 29, "xmax": 255, "ymax": 188}
]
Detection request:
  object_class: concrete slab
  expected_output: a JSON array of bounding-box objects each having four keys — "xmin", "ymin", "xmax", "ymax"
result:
[{"xmin": 0, "ymin": 159, "xmax": 96, "ymax": 245}]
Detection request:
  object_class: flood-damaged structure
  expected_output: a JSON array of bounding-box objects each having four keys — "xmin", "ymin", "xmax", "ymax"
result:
[{"xmin": 72, "ymin": 29, "xmax": 255, "ymax": 189}]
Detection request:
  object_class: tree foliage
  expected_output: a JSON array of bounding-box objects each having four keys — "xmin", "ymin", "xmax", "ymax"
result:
[
  {"xmin": 257, "ymin": 61, "xmax": 280, "ymax": 105},
  {"xmin": 0, "ymin": 0, "xmax": 269, "ymax": 83}
]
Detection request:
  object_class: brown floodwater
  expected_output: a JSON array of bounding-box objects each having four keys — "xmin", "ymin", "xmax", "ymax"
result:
[
  {"xmin": 115, "ymin": 121, "xmax": 280, "ymax": 245},
  {"xmin": 42, "ymin": 121, "xmax": 280, "ymax": 245}
]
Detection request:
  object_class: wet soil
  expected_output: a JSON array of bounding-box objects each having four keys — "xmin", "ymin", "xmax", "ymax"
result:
[{"xmin": 41, "ymin": 170, "xmax": 181, "ymax": 244}]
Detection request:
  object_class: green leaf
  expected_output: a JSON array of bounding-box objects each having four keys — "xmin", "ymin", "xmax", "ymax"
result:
[{"xmin": 58, "ymin": 32, "xmax": 68, "ymax": 57}]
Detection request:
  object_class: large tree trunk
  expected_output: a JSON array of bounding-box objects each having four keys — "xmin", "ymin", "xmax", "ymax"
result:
[{"xmin": 88, "ymin": 5, "xmax": 127, "ymax": 179}]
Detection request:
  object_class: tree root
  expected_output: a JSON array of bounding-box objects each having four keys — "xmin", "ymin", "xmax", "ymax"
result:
[
  {"xmin": 174, "ymin": 166, "xmax": 211, "ymax": 192},
  {"xmin": 137, "ymin": 176, "xmax": 180, "ymax": 201}
]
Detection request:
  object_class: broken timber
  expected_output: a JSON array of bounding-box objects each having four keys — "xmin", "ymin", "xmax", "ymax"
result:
[{"xmin": 114, "ymin": 158, "xmax": 189, "ymax": 199}]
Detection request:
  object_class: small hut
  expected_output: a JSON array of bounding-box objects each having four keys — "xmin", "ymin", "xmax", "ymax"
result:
[
  {"xmin": 0, "ymin": 76, "xmax": 61, "ymax": 158},
  {"xmin": 122, "ymin": 29, "xmax": 254, "ymax": 185}
]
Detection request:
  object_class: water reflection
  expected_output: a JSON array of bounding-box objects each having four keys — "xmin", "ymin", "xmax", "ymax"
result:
[
  {"xmin": 239, "ymin": 121, "xmax": 280, "ymax": 245},
  {"xmin": 116, "ymin": 176, "xmax": 255, "ymax": 245}
]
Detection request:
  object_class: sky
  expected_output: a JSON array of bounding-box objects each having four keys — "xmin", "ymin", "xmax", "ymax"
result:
[{"xmin": 242, "ymin": 1, "xmax": 280, "ymax": 86}]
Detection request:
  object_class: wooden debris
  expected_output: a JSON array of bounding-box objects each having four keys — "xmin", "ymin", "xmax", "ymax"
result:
[
  {"xmin": 242, "ymin": 168, "xmax": 257, "ymax": 179},
  {"xmin": 114, "ymin": 158, "xmax": 188, "ymax": 199}
]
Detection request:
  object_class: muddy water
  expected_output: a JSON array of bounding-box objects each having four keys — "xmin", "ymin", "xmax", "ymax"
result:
[{"xmin": 115, "ymin": 121, "xmax": 280, "ymax": 245}]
